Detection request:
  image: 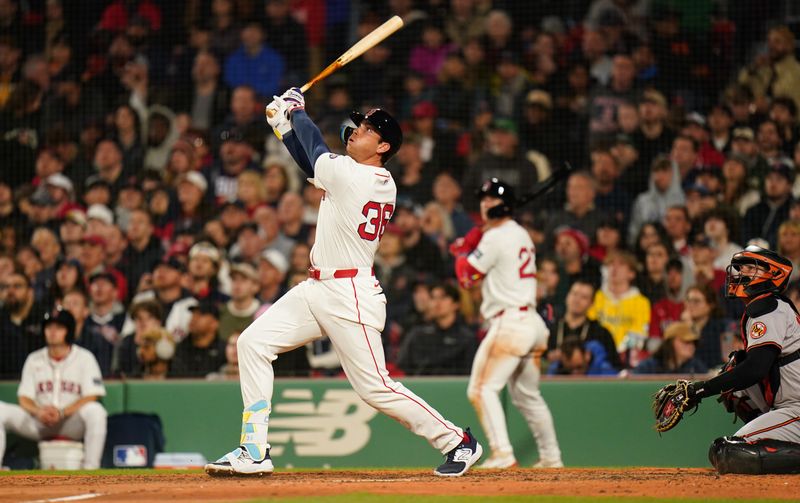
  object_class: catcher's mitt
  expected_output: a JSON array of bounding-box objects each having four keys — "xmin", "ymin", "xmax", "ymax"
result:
[{"xmin": 652, "ymin": 379, "xmax": 700, "ymax": 433}]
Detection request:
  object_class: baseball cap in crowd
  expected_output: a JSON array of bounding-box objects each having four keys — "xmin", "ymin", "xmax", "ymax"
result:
[
  {"xmin": 767, "ymin": 161, "xmax": 796, "ymax": 184},
  {"xmin": 694, "ymin": 164, "xmax": 723, "ymax": 179},
  {"xmin": 497, "ymin": 50, "xmax": 520, "ymax": 65},
  {"xmin": 556, "ymin": 226, "xmax": 590, "ymax": 258},
  {"xmin": 230, "ymin": 261, "xmax": 259, "ymax": 282},
  {"xmin": 157, "ymin": 256, "xmax": 187, "ymax": 273},
  {"xmin": 614, "ymin": 133, "xmax": 635, "ymax": 147},
  {"xmin": 684, "ymin": 183, "xmax": 711, "ymax": 197},
  {"xmin": 236, "ymin": 221, "xmax": 260, "ymax": 238},
  {"xmin": 221, "ymin": 199, "xmax": 246, "ymax": 212},
  {"xmin": 30, "ymin": 187, "xmax": 55, "ymax": 207},
  {"xmin": 177, "ymin": 171, "xmax": 208, "ymax": 194},
  {"xmin": 525, "ymin": 89, "xmax": 553, "ymax": 110},
  {"xmin": 190, "ymin": 241, "xmax": 221, "ymax": 264},
  {"xmin": 189, "ymin": 300, "xmax": 220, "ymax": 319},
  {"xmin": 640, "ymin": 89, "xmax": 667, "ymax": 108},
  {"xmin": 666, "ymin": 257, "xmax": 684, "ymax": 272},
  {"xmin": 732, "ymin": 127, "xmax": 755, "ymax": 141},
  {"xmin": 395, "ymin": 197, "xmax": 423, "ymax": 218},
  {"xmin": 84, "ymin": 175, "xmax": 111, "ymax": 191},
  {"xmin": 45, "ymin": 173, "xmax": 74, "ymax": 194},
  {"xmin": 64, "ymin": 208, "xmax": 87, "ymax": 227},
  {"xmin": 260, "ymin": 249, "xmax": 289, "ymax": 275},
  {"xmin": 89, "ymin": 271, "xmax": 118, "ymax": 286},
  {"xmin": 82, "ymin": 234, "xmax": 106, "ymax": 247},
  {"xmin": 685, "ymin": 112, "xmax": 706, "ymax": 128},
  {"xmin": 219, "ymin": 125, "xmax": 262, "ymax": 151},
  {"xmin": 87, "ymin": 204, "xmax": 114, "ymax": 225},
  {"xmin": 692, "ymin": 233, "xmax": 713, "ymax": 248},
  {"xmin": 663, "ymin": 322, "xmax": 699, "ymax": 343},
  {"xmin": 412, "ymin": 101, "xmax": 438, "ymax": 119},
  {"xmin": 489, "ymin": 118, "xmax": 518, "ymax": 135}
]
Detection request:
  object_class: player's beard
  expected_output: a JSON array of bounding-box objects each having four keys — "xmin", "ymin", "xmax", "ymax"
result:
[{"xmin": 4, "ymin": 297, "xmax": 24, "ymax": 314}]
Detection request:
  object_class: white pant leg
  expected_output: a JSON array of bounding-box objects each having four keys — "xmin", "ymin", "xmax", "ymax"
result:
[
  {"xmin": 0, "ymin": 402, "xmax": 43, "ymax": 463},
  {"xmin": 310, "ymin": 276, "xmax": 464, "ymax": 454},
  {"xmin": 237, "ymin": 281, "xmax": 323, "ymax": 407},
  {"xmin": 54, "ymin": 402, "xmax": 107, "ymax": 469},
  {"xmin": 508, "ymin": 356, "xmax": 562, "ymax": 462},
  {"xmin": 735, "ymin": 406, "xmax": 800, "ymax": 443},
  {"xmin": 467, "ymin": 311, "xmax": 543, "ymax": 457},
  {"xmin": 507, "ymin": 312, "xmax": 561, "ymax": 462}
]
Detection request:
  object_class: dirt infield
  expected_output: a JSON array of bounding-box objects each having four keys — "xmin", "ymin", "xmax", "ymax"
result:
[{"xmin": 1, "ymin": 467, "xmax": 797, "ymax": 502}]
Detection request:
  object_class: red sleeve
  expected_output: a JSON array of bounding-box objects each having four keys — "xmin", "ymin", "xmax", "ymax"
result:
[{"xmin": 455, "ymin": 255, "xmax": 484, "ymax": 289}]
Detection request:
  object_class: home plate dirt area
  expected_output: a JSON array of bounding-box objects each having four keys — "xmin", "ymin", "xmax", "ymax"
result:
[{"xmin": 1, "ymin": 468, "xmax": 797, "ymax": 502}]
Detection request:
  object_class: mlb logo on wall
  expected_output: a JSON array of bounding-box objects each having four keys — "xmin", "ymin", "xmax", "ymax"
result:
[{"xmin": 113, "ymin": 445, "xmax": 148, "ymax": 467}]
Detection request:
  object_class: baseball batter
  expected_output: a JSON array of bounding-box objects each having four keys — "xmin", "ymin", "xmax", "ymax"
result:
[
  {"xmin": 452, "ymin": 179, "xmax": 562, "ymax": 469},
  {"xmin": 0, "ymin": 308, "xmax": 107, "ymax": 469},
  {"xmin": 205, "ymin": 88, "xmax": 482, "ymax": 477},
  {"xmin": 655, "ymin": 246, "xmax": 800, "ymax": 474}
]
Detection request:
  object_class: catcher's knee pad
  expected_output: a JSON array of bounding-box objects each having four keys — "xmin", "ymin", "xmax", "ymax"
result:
[{"xmin": 709, "ymin": 436, "xmax": 800, "ymax": 474}]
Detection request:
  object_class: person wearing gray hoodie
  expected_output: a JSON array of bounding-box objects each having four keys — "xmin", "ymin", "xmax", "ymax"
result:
[{"xmin": 627, "ymin": 155, "xmax": 685, "ymax": 246}]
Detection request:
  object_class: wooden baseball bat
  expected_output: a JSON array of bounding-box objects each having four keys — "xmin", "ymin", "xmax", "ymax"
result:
[{"xmin": 266, "ymin": 15, "xmax": 404, "ymax": 119}]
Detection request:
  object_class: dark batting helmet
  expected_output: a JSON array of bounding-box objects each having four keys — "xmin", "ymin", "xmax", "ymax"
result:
[
  {"xmin": 340, "ymin": 108, "xmax": 403, "ymax": 161},
  {"xmin": 43, "ymin": 306, "xmax": 76, "ymax": 344},
  {"xmin": 477, "ymin": 178, "xmax": 516, "ymax": 219},
  {"xmin": 725, "ymin": 245, "xmax": 793, "ymax": 299}
]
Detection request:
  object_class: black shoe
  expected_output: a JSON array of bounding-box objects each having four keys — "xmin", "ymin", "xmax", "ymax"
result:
[{"xmin": 434, "ymin": 428, "xmax": 483, "ymax": 477}]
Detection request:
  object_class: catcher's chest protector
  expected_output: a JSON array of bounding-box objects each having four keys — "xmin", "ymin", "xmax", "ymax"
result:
[{"xmin": 734, "ymin": 294, "xmax": 800, "ymax": 411}]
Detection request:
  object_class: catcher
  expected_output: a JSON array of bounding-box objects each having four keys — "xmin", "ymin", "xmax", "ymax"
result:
[{"xmin": 653, "ymin": 246, "xmax": 800, "ymax": 474}]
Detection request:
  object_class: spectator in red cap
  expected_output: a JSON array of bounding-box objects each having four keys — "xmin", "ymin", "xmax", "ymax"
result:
[{"xmin": 554, "ymin": 226, "xmax": 602, "ymax": 303}]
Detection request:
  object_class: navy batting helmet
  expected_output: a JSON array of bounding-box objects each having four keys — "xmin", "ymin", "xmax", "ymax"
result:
[
  {"xmin": 477, "ymin": 178, "xmax": 516, "ymax": 219},
  {"xmin": 43, "ymin": 306, "xmax": 76, "ymax": 344},
  {"xmin": 340, "ymin": 108, "xmax": 403, "ymax": 161}
]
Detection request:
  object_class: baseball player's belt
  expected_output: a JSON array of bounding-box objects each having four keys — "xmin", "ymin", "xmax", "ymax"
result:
[
  {"xmin": 308, "ymin": 266, "xmax": 375, "ymax": 280},
  {"xmin": 493, "ymin": 306, "xmax": 531, "ymax": 318}
]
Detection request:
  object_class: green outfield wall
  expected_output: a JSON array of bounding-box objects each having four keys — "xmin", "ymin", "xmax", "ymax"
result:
[{"xmin": 0, "ymin": 378, "xmax": 735, "ymax": 468}]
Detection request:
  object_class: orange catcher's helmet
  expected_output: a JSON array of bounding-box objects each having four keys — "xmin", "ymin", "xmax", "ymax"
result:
[{"xmin": 725, "ymin": 245, "xmax": 793, "ymax": 299}]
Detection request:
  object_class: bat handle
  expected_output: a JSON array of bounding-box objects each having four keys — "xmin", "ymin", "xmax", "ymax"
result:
[{"xmin": 265, "ymin": 106, "xmax": 277, "ymax": 119}]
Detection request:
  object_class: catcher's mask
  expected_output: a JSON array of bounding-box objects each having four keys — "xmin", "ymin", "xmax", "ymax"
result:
[
  {"xmin": 725, "ymin": 245, "xmax": 793, "ymax": 299},
  {"xmin": 340, "ymin": 109, "xmax": 403, "ymax": 161},
  {"xmin": 477, "ymin": 178, "xmax": 515, "ymax": 219}
]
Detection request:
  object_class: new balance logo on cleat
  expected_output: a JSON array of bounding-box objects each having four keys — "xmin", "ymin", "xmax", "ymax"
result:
[
  {"xmin": 434, "ymin": 428, "xmax": 483, "ymax": 477},
  {"xmin": 205, "ymin": 446, "xmax": 274, "ymax": 476},
  {"xmin": 453, "ymin": 448, "xmax": 473, "ymax": 463}
]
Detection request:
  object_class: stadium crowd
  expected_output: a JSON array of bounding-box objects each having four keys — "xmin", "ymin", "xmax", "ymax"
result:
[{"xmin": 0, "ymin": 0, "xmax": 797, "ymax": 380}]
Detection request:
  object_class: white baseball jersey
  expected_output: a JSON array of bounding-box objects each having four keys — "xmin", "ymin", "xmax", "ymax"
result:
[
  {"xmin": 17, "ymin": 346, "xmax": 106, "ymax": 408},
  {"xmin": 309, "ymin": 153, "xmax": 396, "ymax": 268},
  {"xmin": 744, "ymin": 298, "xmax": 800, "ymax": 407},
  {"xmin": 467, "ymin": 220, "xmax": 538, "ymax": 319}
]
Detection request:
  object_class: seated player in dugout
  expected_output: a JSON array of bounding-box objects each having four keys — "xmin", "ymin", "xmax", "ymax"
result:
[
  {"xmin": 655, "ymin": 246, "xmax": 800, "ymax": 474},
  {"xmin": 204, "ymin": 88, "xmax": 482, "ymax": 478}
]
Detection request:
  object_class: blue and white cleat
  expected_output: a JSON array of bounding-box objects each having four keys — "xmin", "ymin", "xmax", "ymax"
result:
[
  {"xmin": 433, "ymin": 427, "xmax": 483, "ymax": 477},
  {"xmin": 204, "ymin": 446, "xmax": 274, "ymax": 476}
]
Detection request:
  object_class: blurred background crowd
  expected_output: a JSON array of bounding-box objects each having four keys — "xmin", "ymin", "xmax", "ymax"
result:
[{"xmin": 1, "ymin": 0, "xmax": 799, "ymax": 381}]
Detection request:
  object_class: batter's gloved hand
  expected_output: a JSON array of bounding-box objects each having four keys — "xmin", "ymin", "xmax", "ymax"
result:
[
  {"xmin": 448, "ymin": 227, "xmax": 484, "ymax": 256},
  {"xmin": 266, "ymin": 96, "xmax": 292, "ymax": 136},
  {"xmin": 652, "ymin": 379, "xmax": 701, "ymax": 433},
  {"xmin": 281, "ymin": 87, "xmax": 305, "ymax": 117}
]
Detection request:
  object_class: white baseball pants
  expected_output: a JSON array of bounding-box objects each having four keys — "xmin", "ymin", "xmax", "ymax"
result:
[
  {"xmin": 0, "ymin": 401, "xmax": 107, "ymax": 469},
  {"xmin": 467, "ymin": 309, "xmax": 561, "ymax": 463},
  {"xmin": 237, "ymin": 275, "xmax": 465, "ymax": 454}
]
